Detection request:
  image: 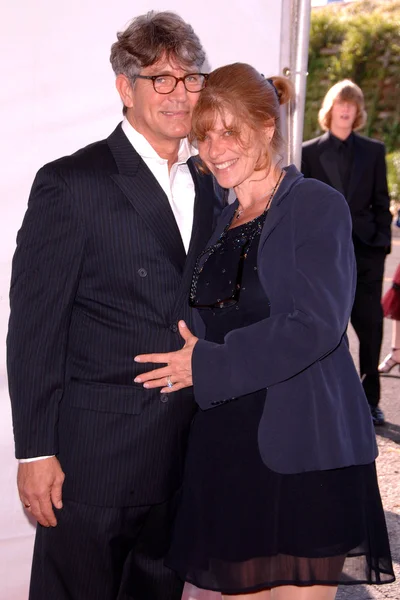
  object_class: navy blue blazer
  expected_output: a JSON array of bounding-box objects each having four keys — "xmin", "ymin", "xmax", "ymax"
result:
[{"xmin": 192, "ymin": 165, "xmax": 377, "ymax": 474}]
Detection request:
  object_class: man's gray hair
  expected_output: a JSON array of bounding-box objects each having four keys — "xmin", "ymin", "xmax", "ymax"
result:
[{"xmin": 110, "ymin": 11, "xmax": 206, "ymax": 82}]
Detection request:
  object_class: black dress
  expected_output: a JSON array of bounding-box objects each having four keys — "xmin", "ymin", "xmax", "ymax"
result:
[{"xmin": 167, "ymin": 213, "xmax": 394, "ymax": 594}]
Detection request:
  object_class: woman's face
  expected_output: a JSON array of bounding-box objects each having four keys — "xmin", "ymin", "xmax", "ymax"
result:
[{"xmin": 197, "ymin": 109, "xmax": 270, "ymax": 190}]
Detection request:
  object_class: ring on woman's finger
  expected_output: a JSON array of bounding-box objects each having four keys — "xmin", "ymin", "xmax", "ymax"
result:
[
  {"xmin": 166, "ymin": 376, "xmax": 173, "ymax": 388},
  {"xmin": 23, "ymin": 503, "xmax": 31, "ymax": 508}
]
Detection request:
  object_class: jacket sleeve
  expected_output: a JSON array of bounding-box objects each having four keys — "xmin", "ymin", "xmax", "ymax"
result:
[
  {"xmin": 192, "ymin": 186, "xmax": 356, "ymax": 409},
  {"xmin": 371, "ymin": 143, "xmax": 392, "ymax": 250},
  {"xmin": 7, "ymin": 166, "xmax": 85, "ymax": 458}
]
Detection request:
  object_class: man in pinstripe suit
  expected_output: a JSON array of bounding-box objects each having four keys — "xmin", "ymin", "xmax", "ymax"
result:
[{"xmin": 7, "ymin": 11, "xmax": 225, "ymax": 600}]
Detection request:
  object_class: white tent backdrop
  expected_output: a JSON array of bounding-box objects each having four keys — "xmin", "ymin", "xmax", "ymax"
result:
[{"xmin": 0, "ymin": 1, "xmax": 283, "ymax": 598}]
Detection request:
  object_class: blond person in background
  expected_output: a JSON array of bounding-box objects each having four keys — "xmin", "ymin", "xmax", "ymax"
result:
[{"xmin": 302, "ymin": 80, "xmax": 392, "ymax": 426}]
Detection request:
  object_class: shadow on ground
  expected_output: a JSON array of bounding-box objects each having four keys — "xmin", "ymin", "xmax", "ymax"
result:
[{"xmin": 376, "ymin": 421, "xmax": 400, "ymax": 445}]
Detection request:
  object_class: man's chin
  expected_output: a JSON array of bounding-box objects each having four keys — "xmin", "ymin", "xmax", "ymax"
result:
[{"xmin": 164, "ymin": 128, "xmax": 191, "ymax": 140}]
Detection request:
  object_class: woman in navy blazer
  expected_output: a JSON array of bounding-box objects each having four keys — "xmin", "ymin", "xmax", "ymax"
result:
[{"xmin": 135, "ymin": 64, "xmax": 394, "ymax": 599}]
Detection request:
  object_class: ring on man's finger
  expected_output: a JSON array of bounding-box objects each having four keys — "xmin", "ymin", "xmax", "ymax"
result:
[{"xmin": 166, "ymin": 376, "xmax": 173, "ymax": 388}]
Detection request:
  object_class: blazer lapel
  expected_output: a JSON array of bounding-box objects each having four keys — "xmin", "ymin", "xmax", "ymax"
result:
[
  {"xmin": 259, "ymin": 164, "xmax": 304, "ymax": 252},
  {"xmin": 185, "ymin": 158, "xmax": 226, "ymax": 260},
  {"xmin": 346, "ymin": 134, "xmax": 364, "ymax": 203},
  {"xmin": 107, "ymin": 124, "xmax": 186, "ymax": 273},
  {"xmin": 171, "ymin": 159, "xmax": 224, "ymax": 322},
  {"xmin": 318, "ymin": 134, "xmax": 344, "ymax": 196}
]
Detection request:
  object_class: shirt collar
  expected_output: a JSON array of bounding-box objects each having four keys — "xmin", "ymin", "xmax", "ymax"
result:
[
  {"xmin": 328, "ymin": 130, "xmax": 354, "ymax": 150},
  {"xmin": 121, "ymin": 117, "xmax": 198, "ymax": 165}
]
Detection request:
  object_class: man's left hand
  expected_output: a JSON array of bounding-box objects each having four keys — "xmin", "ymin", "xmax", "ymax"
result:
[{"xmin": 134, "ymin": 321, "xmax": 198, "ymax": 392}]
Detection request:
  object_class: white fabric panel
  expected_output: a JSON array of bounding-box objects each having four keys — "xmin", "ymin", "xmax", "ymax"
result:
[{"xmin": 0, "ymin": 2, "xmax": 282, "ymax": 598}]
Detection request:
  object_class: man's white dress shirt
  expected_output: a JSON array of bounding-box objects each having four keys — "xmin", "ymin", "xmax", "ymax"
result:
[{"xmin": 122, "ymin": 118, "xmax": 198, "ymax": 252}]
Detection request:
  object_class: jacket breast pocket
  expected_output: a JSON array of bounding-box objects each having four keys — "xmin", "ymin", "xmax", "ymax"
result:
[{"xmin": 66, "ymin": 379, "xmax": 144, "ymax": 415}]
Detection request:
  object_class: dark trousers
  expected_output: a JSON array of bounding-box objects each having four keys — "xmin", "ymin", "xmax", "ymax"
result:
[
  {"xmin": 29, "ymin": 495, "xmax": 183, "ymax": 600},
  {"xmin": 351, "ymin": 240, "xmax": 386, "ymax": 407}
]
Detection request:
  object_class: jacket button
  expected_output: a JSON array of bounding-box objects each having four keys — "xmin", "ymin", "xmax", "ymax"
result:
[
  {"xmin": 138, "ymin": 268, "xmax": 147, "ymax": 277},
  {"xmin": 160, "ymin": 394, "xmax": 169, "ymax": 403},
  {"xmin": 170, "ymin": 323, "xmax": 178, "ymax": 333}
]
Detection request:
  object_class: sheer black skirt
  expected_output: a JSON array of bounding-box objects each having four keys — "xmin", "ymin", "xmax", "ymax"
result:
[{"xmin": 166, "ymin": 390, "xmax": 395, "ymax": 594}]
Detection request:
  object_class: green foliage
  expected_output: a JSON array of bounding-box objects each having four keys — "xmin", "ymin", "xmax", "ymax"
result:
[
  {"xmin": 338, "ymin": 16, "xmax": 399, "ymax": 81},
  {"xmin": 308, "ymin": 12, "xmax": 345, "ymax": 64},
  {"xmin": 305, "ymin": 0, "xmax": 400, "ymax": 155}
]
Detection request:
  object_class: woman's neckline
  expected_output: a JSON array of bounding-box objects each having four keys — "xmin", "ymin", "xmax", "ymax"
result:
[{"xmin": 228, "ymin": 208, "xmax": 268, "ymax": 231}]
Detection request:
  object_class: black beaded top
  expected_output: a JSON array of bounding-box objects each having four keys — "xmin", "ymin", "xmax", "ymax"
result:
[{"xmin": 192, "ymin": 212, "xmax": 271, "ymax": 344}]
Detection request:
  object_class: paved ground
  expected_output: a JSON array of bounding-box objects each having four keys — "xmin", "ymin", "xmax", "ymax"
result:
[{"xmin": 183, "ymin": 224, "xmax": 400, "ymax": 600}]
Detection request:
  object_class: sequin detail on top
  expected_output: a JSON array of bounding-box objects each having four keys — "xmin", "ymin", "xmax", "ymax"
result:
[
  {"xmin": 189, "ymin": 211, "xmax": 268, "ymax": 309},
  {"xmin": 190, "ymin": 169, "xmax": 284, "ymax": 308}
]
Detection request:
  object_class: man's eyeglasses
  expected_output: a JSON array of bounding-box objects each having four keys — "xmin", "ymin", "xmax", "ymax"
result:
[{"xmin": 135, "ymin": 73, "xmax": 208, "ymax": 94}]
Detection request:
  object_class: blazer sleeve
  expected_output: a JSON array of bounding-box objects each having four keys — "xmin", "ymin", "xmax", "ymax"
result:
[
  {"xmin": 371, "ymin": 143, "xmax": 392, "ymax": 250},
  {"xmin": 192, "ymin": 186, "xmax": 355, "ymax": 409},
  {"xmin": 7, "ymin": 166, "xmax": 85, "ymax": 458}
]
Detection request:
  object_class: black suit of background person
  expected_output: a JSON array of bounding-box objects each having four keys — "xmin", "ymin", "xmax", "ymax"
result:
[
  {"xmin": 7, "ymin": 11, "xmax": 225, "ymax": 600},
  {"xmin": 302, "ymin": 79, "xmax": 392, "ymax": 427}
]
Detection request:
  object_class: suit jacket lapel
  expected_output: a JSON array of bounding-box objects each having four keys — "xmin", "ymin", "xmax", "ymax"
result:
[
  {"xmin": 346, "ymin": 134, "xmax": 364, "ymax": 203},
  {"xmin": 171, "ymin": 159, "xmax": 223, "ymax": 322},
  {"xmin": 186, "ymin": 158, "xmax": 223, "ymax": 259},
  {"xmin": 318, "ymin": 133, "xmax": 345, "ymax": 196},
  {"xmin": 107, "ymin": 124, "xmax": 186, "ymax": 273}
]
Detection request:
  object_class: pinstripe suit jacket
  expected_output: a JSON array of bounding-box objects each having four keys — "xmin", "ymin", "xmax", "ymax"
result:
[{"xmin": 7, "ymin": 124, "xmax": 225, "ymax": 507}]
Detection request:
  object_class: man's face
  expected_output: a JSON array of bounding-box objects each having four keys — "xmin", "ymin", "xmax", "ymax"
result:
[
  {"xmin": 125, "ymin": 55, "xmax": 202, "ymax": 148},
  {"xmin": 330, "ymin": 98, "xmax": 358, "ymax": 133}
]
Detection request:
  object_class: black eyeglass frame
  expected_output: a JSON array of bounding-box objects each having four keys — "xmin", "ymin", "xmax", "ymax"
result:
[{"xmin": 134, "ymin": 73, "xmax": 209, "ymax": 94}]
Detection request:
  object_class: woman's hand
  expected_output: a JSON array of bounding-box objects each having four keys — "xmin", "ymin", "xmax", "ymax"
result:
[{"xmin": 134, "ymin": 321, "xmax": 198, "ymax": 393}]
